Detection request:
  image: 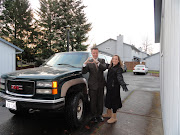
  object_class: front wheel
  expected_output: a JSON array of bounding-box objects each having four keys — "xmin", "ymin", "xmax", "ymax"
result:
[{"xmin": 65, "ymin": 92, "xmax": 85, "ymax": 128}]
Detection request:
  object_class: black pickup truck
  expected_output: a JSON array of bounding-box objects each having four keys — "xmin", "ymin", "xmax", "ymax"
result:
[{"xmin": 0, "ymin": 51, "xmax": 111, "ymax": 128}]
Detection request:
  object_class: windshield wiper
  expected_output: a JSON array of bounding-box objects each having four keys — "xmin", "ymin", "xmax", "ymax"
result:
[{"xmin": 57, "ymin": 63, "xmax": 76, "ymax": 68}]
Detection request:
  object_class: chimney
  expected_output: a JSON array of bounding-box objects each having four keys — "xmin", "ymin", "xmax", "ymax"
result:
[{"xmin": 116, "ymin": 34, "xmax": 124, "ymax": 61}]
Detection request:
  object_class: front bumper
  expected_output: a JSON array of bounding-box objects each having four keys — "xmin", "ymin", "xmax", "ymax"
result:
[
  {"xmin": 0, "ymin": 92, "xmax": 65, "ymax": 110},
  {"xmin": 133, "ymin": 70, "xmax": 146, "ymax": 73}
]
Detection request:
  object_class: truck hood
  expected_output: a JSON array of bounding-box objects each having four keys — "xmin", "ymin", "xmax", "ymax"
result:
[{"xmin": 2, "ymin": 66, "xmax": 81, "ymax": 80}]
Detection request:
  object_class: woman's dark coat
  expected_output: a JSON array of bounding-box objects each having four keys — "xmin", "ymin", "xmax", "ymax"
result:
[{"xmin": 105, "ymin": 64, "xmax": 126, "ymax": 110}]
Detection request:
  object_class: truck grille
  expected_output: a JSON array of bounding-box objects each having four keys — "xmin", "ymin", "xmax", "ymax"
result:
[{"xmin": 7, "ymin": 80, "xmax": 35, "ymax": 96}]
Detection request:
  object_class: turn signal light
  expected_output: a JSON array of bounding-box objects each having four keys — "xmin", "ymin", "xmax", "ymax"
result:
[
  {"xmin": 52, "ymin": 89, "xmax": 58, "ymax": 95},
  {"xmin": 52, "ymin": 81, "xmax": 57, "ymax": 88}
]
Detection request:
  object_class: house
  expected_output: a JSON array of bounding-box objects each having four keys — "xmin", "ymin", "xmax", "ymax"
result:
[
  {"xmin": 144, "ymin": 52, "xmax": 160, "ymax": 71},
  {"xmin": 0, "ymin": 38, "xmax": 23, "ymax": 77},
  {"xmin": 96, "ymin": 35, "xmax": 148, "ymax": 62},
  {"xmin": 154, "ymin": 0, "xmax": 180, "ymax": 134}
]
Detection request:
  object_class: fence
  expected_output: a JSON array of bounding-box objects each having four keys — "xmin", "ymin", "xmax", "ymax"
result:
[{"xmin": 125, "ymin": 61, "xmax": 145, "ymax": 70}]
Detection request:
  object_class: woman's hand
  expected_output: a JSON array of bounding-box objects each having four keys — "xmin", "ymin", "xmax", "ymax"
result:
[{"xmin": 122, "ymin": 84, "xmax": 129, "ymax": 92}]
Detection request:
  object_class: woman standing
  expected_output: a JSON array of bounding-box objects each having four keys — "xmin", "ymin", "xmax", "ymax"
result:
[{"xmin": 103, "ymin": 55, "xmax": 128, "ymax": 124}]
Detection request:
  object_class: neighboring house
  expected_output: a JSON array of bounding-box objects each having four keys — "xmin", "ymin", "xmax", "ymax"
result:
[
  {"xmin": 96, "ymin": 35, "xmax": 148, "ymax": 62},
  {"xmin": 0, "ymin": 38, "xmax": 23, "ymax": 77},
  {"xmin": 154, "ymin": 0, "xmax": 180, "ymax": 134},
  {"xmin": 144, "ymin": 52, "xmax": 160, "ymax": 71}
]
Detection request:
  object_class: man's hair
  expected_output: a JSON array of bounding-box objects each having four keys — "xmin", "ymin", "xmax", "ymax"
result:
[{"xmin": 91, "ymin": 47, "xmax": 99, "ymax": 51}]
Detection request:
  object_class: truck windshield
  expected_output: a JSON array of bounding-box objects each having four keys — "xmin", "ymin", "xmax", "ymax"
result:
[{"xmin": 45, "ymin": 53, "xmax": 88, "ymax": 68}]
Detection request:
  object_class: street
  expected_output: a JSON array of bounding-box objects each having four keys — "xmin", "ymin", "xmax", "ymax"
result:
[{"xmin": 0, "ymin": 72, "xmax": 160, "ymax": 135}]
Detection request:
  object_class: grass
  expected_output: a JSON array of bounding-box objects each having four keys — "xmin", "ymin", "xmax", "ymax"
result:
[
  {"xmin": 17, "ymin": 64, "xmax": 29, "ymax": 67},
  {"xmin": 148, "ymin": 71, "xmax": 159, "ymax": 74},
  {"xmin": 127, "ymin": 70, "xmax": 159, "ymax": 74}
]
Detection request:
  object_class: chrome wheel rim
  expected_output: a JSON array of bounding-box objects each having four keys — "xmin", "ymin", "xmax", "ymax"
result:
[{"xmin": 77, "ymin": 99, "xmax": 83, "ymax": 120}]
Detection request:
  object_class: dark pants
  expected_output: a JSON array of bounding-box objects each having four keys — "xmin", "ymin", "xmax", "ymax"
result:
[{"xmin": 89, "ymin": 87, "xmax": 104, "ymax": 117}]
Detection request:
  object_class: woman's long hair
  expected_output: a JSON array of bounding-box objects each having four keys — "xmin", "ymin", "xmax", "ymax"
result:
[{"xmin": 109, "ymin": 55, "xmax": 123, "ymax": 68}]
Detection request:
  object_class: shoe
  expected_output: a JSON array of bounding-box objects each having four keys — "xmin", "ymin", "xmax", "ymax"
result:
[
  {"xmin": 107, "ymin": 113, "xmax": 117, "ymax": 124},
  {"xmin": 97, "ymin": 116, "xmax": 104, "ymax": 122},
  {"xmin": 91, "ymin": 117, "xmax": 98, "ymax": 123},
  {"xmin": 102, "ymin": 109, "xmax": 112, "ymax": 118}
]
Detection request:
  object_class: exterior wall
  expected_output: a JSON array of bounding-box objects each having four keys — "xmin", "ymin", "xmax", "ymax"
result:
[
  {"xmin": 0, "ymin": 41, "xmax": 16, "ymax": 77},
  {"xmin": 141, "ymin": 53, "xmax": 148, "ymax": 60},
  {"xmin": 131, "ymin": 49, "xmax": 139, "ymax": 59},
  {"xmin": 97, "ymin": 39, "xmax": 116, "ymax": 55},
  {"xmin": 123, "ymin": 45, "xmax": 132, "ymax": 62},
  {"xmin": 145, "ymin": 53, "xmax": 160, "ymax": 71},
  {"xmin": 97, "ymin": 35, "xmax": 148, "ymax": 62},
  {"xmin": 116, "ymin": 35, "xmax": 124, "ymax": 61},
  {"xmin": 160, "ymin": 0, "xmax": 180, "ymax": 134}
]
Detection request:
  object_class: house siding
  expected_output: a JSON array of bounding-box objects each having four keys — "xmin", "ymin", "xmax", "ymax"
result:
[
  {"xmin": 97, "ymin": 40, "xmax": 116, "ymax": 55},
  {"xmin": 97, "ymin": 35, "xmax": 148, "ymax": 62},
  {"xmin": 159, "ymin": 0, "xmax": 180, "ymax": 134},
  {"xmin": 123, "ymin": 45, "xmax": 132, "ymax": 61},
  {"xmin": 145, "ymin": 53, "xmax": 160, "ymax": 71},
  {"xmin": 0, "ymin": 41, "xmax": 16, "ymax": 76}
]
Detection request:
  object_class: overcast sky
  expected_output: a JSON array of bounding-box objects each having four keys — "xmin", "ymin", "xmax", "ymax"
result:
[{"xmin": 30, "ymin": 0, "xmax": 160, "ymax": 54}]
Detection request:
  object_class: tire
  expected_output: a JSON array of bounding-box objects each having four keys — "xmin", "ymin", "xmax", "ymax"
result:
[
  {"xmin": 134, "ymin": 72, "xmax": 136, "ymax": 75},
  {"xmin": 65, "ymin": 92, "xmax": 85, "ymax": 129},
  {"xmin": 9, "ymin": 108, "xmax": 29, "ymax": 115}
]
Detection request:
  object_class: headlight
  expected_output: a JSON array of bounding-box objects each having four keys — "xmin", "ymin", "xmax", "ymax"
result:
[
  {"xmin": 36, "ymin": 81, "xmax": 58, "ymax": 95},
  {"xmin": 36, "ymin": 89, "xmax": 52, "ymax": 94},
  {"xmin": 36, "ymin": 81, "xmax": 52, "ymax": 87},
  {"xmin": 0, "ymin": 78, "xmax": 5, "ymax": 84}
]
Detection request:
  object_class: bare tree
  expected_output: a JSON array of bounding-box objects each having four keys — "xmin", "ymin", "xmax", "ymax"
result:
[{"xmin": 142, "ymin": 37, "xmax": 153, "ymax": 54}]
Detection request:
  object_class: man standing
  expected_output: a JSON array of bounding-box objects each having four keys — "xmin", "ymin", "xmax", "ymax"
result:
[{"xmin": 82, "ymin": 48, "xmax": 106, "ymax": 122}]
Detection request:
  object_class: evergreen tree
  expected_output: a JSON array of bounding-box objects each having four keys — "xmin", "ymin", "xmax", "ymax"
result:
[
  {"xmin": 0, "ymin": 0, "xmax": 35, "ymax": 62},
  {"xmin": 35, "ymin": 0, "xmax": 91, "ymax": 59}
]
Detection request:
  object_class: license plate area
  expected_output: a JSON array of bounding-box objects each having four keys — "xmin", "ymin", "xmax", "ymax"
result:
[{"xmin": 6, "ymin": 100, "xmax": 17, "ymax": 110}]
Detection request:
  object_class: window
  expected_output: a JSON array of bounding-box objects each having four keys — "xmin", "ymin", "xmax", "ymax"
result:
[{"xmin": 105, "ymin": 47, "xmax": 110, "ymax": 50}]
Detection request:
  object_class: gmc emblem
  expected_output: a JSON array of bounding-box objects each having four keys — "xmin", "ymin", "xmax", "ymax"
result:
[{"xmin": 11, "ymin": 85, "xmax": 23, "ymax": 90}]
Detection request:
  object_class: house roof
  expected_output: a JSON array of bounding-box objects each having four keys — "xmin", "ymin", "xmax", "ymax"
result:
[
  {"xmin": 99, "ymin": 50, "xmax": 113, "ymax": 56},
  {"xmin": 154, "ymin": 0, "xmax": 162, "ymax": 43},
  {"xmin": 144, "ymin": 52, "xmax": 160, "ymax": 59},
  {"xmin": 97, "ymin": 38, "xmax": 148, "ymax": 55},
  {"xmin": 0, "ymin": 38, "xmax": 23, "ymax": 53},
  {"xmin": 96, "ymin": 38, "xmax": 116, "ymax": 47}
]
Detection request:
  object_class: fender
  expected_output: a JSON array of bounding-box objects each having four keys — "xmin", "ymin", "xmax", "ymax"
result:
[{"xmin": 61, "ymin": 78, "xmax": 88, "ymax": 97}]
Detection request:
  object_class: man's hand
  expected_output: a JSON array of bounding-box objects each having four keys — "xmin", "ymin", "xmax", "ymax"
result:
[
  {"xmin": 92, "ymin": 57, "xmax": 99, "ymax": 64},
  {"xmin": 84, "ymin": 57, "xmax": 94, "ymax": 64}
]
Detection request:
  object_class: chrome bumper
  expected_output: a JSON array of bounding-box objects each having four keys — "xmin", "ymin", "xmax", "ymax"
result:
[{"xmin": 0, "ymin": 92, "xmax": 65, "ymax": 104}]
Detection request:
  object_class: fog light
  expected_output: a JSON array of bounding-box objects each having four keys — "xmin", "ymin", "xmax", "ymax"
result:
[{"xmin": 36, "ymin": 89, "xmax": 52, "ymax": 94}]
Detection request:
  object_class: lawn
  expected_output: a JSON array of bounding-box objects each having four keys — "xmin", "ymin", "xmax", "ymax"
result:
[{"xmin": 127, "ymin": 70, "xmax": 159, "ymax": 74}]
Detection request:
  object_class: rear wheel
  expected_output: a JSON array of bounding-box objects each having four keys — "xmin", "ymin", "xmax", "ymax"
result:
[
  {"xmin": 65, "ymin": 92, "xmax": 85, "ymax": 129},
  {"xmin": 134, "ymin": 72, "xmax": 136, "ymax": 75}
]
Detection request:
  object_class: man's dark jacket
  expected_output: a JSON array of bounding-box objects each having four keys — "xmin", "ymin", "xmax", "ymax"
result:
[{"xmin": 82, "ymin": 58, "xmax": 106, "ymax": 90}]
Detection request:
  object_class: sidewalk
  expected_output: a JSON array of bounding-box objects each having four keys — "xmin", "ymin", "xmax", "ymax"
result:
[{"xmin": 74, "ymin": 90, "xmax": 163, "ymax": 135}]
